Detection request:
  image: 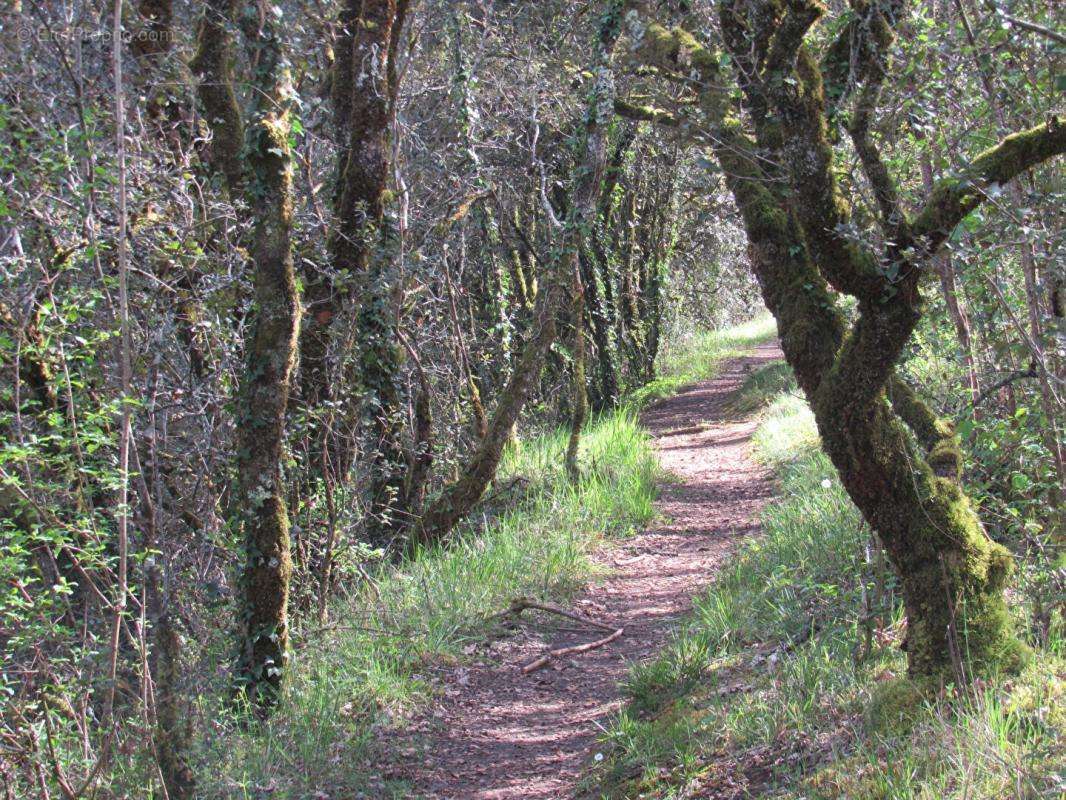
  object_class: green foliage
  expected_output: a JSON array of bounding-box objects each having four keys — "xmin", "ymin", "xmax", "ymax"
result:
[
  {"xmin": 865, "ymin": 677, "xmax": 930, "ymax": 736},
  {"xmin": 200, "ymin": 407, "xmax": 658, "ymax": 797},
  {"xmin": 0, "ymin": 272, "xmax": 126, "ymax": 724},
  {"xmin": 626, "ymin": 315, "xmax": 777, "ymax": 408}
]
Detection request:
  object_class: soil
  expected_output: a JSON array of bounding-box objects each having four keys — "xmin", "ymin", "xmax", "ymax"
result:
[{"xmin": 382, "ymin": 343, "xmax": 782, "ymax": 799}]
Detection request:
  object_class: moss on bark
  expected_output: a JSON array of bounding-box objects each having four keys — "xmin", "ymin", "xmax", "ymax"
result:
[
  {"xmin": 625, "ymin": 2, "xmax": 1060, "ymax": 681},
  {"xmin": 191, "ymin": 0, "xmax": 244, "ymax": 194},
  {"xmin": 195, "ymin": 2, "xmax": 302, "ymax": 711}
]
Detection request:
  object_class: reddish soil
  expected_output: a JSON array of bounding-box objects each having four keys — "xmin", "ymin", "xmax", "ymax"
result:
[{"xmin": 384, "ymin": 343, "xmax": 782, "ymax": 799}]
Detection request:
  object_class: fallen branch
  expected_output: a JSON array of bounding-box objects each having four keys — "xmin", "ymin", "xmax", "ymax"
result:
[
  {"xmin": 660, "ymin": 424, "xmax": 708, "ymax": 437},
  {"xmin": 521, "ymin": 627, "xmax": 625, "ymax": 674},
  {"xmin": 501, "ymin": 597, "xmax": 617, "ymax": 632}
]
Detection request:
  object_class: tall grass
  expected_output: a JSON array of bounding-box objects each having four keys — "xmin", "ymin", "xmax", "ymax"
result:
[
  {"xmin": 586, "ymin": 364, "xmax": 1065, "ymax": 800},
  {"xmin": 200, "ymin": 407, "xmax": 658, "ymax": 798},
  {"xmin": 197, "ymin": 314, "xmax": 781, "ymax": 798}
]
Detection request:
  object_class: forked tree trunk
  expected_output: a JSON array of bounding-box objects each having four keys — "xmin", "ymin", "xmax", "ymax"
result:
[{"xmin": 627, "ymin": 4, "xmax": 1064, "ymax": 679}]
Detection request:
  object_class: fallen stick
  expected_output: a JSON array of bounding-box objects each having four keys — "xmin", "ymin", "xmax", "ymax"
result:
[
  {"xmin": 521, "ymin": 627, "xmax": 625, "ymax": 674},
  {"xmin": 503, "ymin": 597, "xmax": 617, "ymax": 632},
  {"xmin": 660, "ymin": 424, "xmax": 707, "ymax": 437}
]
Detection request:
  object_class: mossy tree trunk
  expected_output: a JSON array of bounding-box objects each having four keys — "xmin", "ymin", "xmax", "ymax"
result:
[
  {"xmin": 637, "ymin": 158, "xmax": 679, "ymax": 383},
  {"xmin": 190, "ymin": 0, "xmax": 244, "ymax": 195},
  {"xmin": 625, "ymin": 2, "xmax": 1065, "ymax": 680},
  {"xmin": 323, "ymin": 0, "xmax": 413, "ymax": 547},
  {"xmin": 580, "ymin": 246, "xmax": 618, "ymax": 412},
  {"xmin": 235, "ymin": 9, "xmax": 299, "ymax": 711},
  {"xmin": 194, "ymin": 0, "xmax": 299, "ymax": 710},
  {"xmin": 565, "ymin": 253, "xmax": 588, "ymax": 479},
  {"xmin": 584, "ymin": 126, "xmax": 635, "ymax": 409}
]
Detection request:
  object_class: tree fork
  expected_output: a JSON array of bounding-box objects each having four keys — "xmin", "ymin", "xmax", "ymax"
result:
[{"xmin": 625, "ymin": 5, "xmax": 1064, "ymax": 679}]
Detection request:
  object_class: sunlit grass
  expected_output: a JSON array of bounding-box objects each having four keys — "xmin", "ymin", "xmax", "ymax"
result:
[
  {"xmin": 202, "ymin": 406, "xmax": 658, "ymax": 798},
  {"xmin": 627, "ymin": 313, "xmax": 777, "ymax": 408},
  {"xmin": 200, "ymin": 317, "xmax": 783, "ymax": 797},
  {"xmin": 585, "ymin": 360, "xmax": 1066, "ymax": 800}
]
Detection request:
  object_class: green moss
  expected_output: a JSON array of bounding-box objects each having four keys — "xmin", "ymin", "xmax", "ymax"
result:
[
  {"xmin": 865, "ymin": 677, "xmax": 931, "ymax": 737},
  {"xmin": 913, "ymin": 119, "xmax": 1065, "ymax": 247},
  {"xmin": 638, "ymin": 23, "xmax": 721, "ymax": 74},
  {"xmin": 191, "ymin": 0, "xmax": 245, "ymax": 192}
]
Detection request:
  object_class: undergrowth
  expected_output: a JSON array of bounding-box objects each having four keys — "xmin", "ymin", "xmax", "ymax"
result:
[
  {"xmin": 199, "ymin": 408, "xmax": 658, "ymax": 798},
  {"xmin": 583, "ymin": 363, "xmax": 1065, "ymax": 800},
  {"xmin": 191, "ymin": 316, "xmax": 779, "ymax": 798}
]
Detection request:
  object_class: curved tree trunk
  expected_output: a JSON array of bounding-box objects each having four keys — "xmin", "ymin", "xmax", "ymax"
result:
[
  {"xmin": 626, "ymin": 4, "xmax": 1064, "ymax": 679},
  {"xmin": 416, "ymin": 0, "xmax": 628, "ymax": 545}
]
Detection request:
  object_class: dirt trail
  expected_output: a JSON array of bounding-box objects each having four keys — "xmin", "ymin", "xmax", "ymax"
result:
[{"xmin": 387, "ymin": 343, "xmax": 782, "ymax": 799}]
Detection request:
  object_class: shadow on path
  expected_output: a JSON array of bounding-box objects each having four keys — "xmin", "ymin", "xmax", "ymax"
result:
[{"xmin": 383, "ymin": 342, "xmax": 784, "ymax": 799}]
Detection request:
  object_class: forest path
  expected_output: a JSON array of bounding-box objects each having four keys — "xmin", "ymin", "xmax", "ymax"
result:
[{"xmin": 388, "ymin": 343, "xmax": 782, "ymax": 799}]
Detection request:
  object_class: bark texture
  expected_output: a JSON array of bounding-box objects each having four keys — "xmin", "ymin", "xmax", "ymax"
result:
[
  {"xmin": 627, "ymin": 1, "xmax": 1065, "ymax": 679},
  {"xmin": 236, "ymin": 11, "xmax": 299, "ymax": 709},
  {"xmin": 194, "ymin": 0, "xmax": 300, "ymax": 709},
  {"xmin": 316, "ymin": 0, "xmax": 412, "ymax": 547}
]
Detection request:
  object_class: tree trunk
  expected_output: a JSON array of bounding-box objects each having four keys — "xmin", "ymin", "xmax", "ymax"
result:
[
  {"xmin": 416, "ymin": 0, "xmax": 628, "ymax": 545},
  {"xmin": 565, "ymin": 260, "xmax": 588, "ymax": 478},
  {"xmin": 326, "ymin": 0, "xmax": 413, "ymax": 546},
  {"xmin": 580, "ymin": 248, "xmax": 618, "ymax": 411},
  {"xmin": 627, "ymin": 6, "xmax": 1065, "ymax": 679},
  {"xmin": 235, "ymin": 24, "xmax": 299, "ymax": 709},
  {"xmin": 194, "ymin": 0, "xmax": 300, "ymax": 709}
]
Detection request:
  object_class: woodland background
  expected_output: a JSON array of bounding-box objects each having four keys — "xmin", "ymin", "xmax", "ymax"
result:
[{"xmin": 0, "ymin": 0, "xmax": 1062, "ymax": 797}]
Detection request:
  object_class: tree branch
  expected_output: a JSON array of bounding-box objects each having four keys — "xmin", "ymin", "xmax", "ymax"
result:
[
  {"xmin": 1002, "ymin": 14, "xmax": 1066, "ymax": 46},
  {"xmin": 764, "ymin": 0, "xmax": 824, "ymax": 79},
  {"xmin": 973, "ymin": 366, "xmax": 1038, "ymax": 408},
  {"xmin": 912, "ymin": 118, "xmax": 1066, "ymax": 255},
  {"xmin": 820, "ymin": 0, "xmax": 901, "ymax": 118},
  {"xmin": 614, "ymin": 97, "xmax": 680, "ymax": 127},
  {"xmin": 887, "ymin": 375, "xmax": 961, "ymax": 480}
]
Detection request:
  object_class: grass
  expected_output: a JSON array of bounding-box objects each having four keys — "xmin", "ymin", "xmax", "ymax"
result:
[
  {"xmin": 196, "ymin": 318, "xmax": 776, "ymax": 797},
  {"xmin": 627, "ymin": 314, "xmax": 777, "ymax": 409},
  {"xmin": 199, "ymin": 407, "xmax": 659, "ymax": 798},
  {"xmin": 729, "ymin": 360, "xmax": 797, "ymax": 415},
  {"xmin": 582, "ymin": 362, "xmax": 1066, "ymax": 800}
]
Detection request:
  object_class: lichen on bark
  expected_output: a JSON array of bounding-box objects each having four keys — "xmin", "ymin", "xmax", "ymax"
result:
[{"xmin": 192, "ymin": 0, "xmax": 300, "ymax": 710}]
